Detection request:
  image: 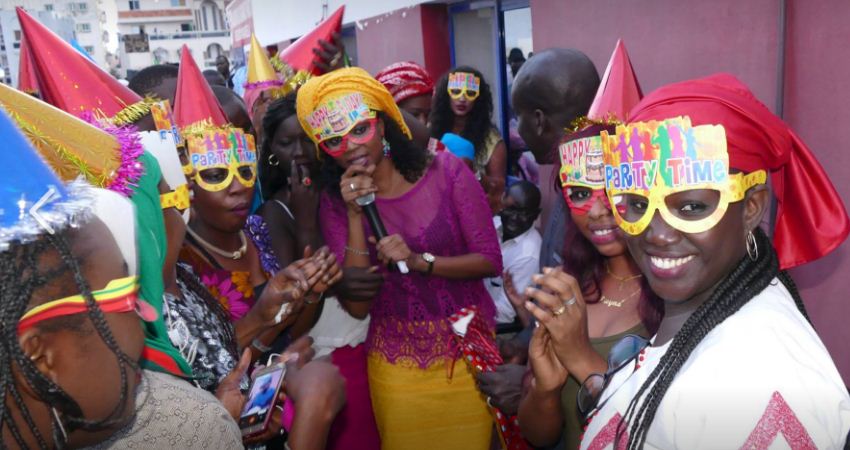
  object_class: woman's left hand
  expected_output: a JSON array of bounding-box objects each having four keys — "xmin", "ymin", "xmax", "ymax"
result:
[
  {"xmin": 523, "ymin": 267, "xmax": 594, "ymax": 376},
  {"xmin": 300, "ymin": 246, "xmax": 343, "ymax": 295},
  {"xmin": 215, "ymin": 348, "xmax": 252, "ymax": 420},
  {"xmin": 369, "ymin": 234, "xmax": 413, "ymax": 268}
]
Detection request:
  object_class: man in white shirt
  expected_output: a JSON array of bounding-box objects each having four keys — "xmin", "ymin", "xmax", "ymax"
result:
[{"xmin": 486, "ymin": 181, "xmax": 542, "ymax": 326}]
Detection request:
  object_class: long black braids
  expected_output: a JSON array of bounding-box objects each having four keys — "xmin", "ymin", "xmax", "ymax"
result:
[
  {"xmin": 0, "ymin": 230, "xmax": 137, "ymax": 449},
  {"xmin": 615, "ymin": 228, "xmax": 808, "ymax": 449}
]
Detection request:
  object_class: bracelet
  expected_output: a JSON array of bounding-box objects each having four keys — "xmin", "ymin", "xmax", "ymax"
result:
[
  {"xmin": 345, "ymin": 245, "xmax": 370, "ymax": 256},
  {"xmin": 251, "ymin": 338, "xmax": 272, "ymax": 353}
]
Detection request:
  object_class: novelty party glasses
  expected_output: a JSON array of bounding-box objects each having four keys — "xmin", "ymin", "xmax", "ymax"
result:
[
  {"xmin": 187, "ymin": 129, "xmax": 258, "ymax": 192},
  {"xmin": 319, "ymin": 118, "xmax": 378, "ymax": 157},
  {"xmin": 601, "ymin": 116, "xmax": 766, "ymax": 235},
  {"xmin": 18, "ymin": 276, "xmax": 142, "ymax": 333},
  {"xmin": 559, "ymin": 127, "xmax": 614, "ymax": 215},
  {"xmin": 305, "ymin": 93, "xmax": 378, "ymax": 157},
  {"xmin": 447, "ymin": 72, "xmax": 480, "ymax": 101},
  {"xmin": 160, "ymin": 184, "xmax": 190, "ymax": 211}
]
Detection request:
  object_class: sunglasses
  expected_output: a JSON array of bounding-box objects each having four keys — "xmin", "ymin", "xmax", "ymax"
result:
[
  {"xmin": 577, "ymin": 334, "xmax": 649, "ymax": 417},
  {"xmin": 319, "ymin": 118, "xmax": 378, "ymax": 157},
  {"xmin": 18, "ymin": 276, "xmax": 146, "ymax": 334}
]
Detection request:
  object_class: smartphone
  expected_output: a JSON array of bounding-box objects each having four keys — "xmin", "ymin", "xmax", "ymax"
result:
[{"xmin": 239, "ymin": 363, "xmax": 287, "ymax": 437}]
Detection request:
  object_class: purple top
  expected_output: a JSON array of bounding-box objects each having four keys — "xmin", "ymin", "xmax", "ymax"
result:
[{"xmin": 320, "ymin": 152, "xmax": 502, "ymax": 368}]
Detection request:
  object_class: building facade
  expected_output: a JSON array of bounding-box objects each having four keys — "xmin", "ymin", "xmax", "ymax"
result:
[
  {"xmin": 116, "ymin": 0, "xmax": 230, "ymax": 77},
  {"xmin": 0, "ymin": 0, "xmax": 116, "ymax": 85}
]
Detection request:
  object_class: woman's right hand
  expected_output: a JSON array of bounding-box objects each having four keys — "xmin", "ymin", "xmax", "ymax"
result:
[
  {"xmin": 254, "ymin": 260, "xmax": 322, "ymax": 326},
  {"xmin": 290, "ymin": 163, "xmax": 320, "ymax": 226},
  {"xmin": 528, "ymin": 324, "xmax": 569, "ymax": 394},
  {"xmin": 340, "ymin": 163, "xmax": 377, "ymax": 214}
]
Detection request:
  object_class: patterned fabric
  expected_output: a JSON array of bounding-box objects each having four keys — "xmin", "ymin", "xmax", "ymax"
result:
[
  {"xmin": 83, "ymin": 370, "xmax": 242, "ymax": 450},
  {"xmin": 179, "ymin": 214, "xmax": 280, "ymax": 322},
  {"xmin": 374, "ymin": 61, "xmax": 435, "ymax": 104},
  {"xmin": 320, "ymin": 151, "xmax": 502, "ymax": 368},
  {"xmin": 163, "ymin": 263, "xmax": 239, "ymax": 392}
]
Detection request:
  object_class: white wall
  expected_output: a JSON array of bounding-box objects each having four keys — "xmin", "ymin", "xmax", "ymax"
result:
[
  {"xmin": 250, "ymin": 0, "xmax": 424, "ymax": 45},
  {"xmin": 451, "ymin": 6, "xmax": 503, "ymax": 131}
]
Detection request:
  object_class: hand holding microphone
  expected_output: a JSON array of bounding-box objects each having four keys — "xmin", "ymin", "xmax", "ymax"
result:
[{"xmin": 357, "ymin": 193, "xmax": 409, "ymax": 274}]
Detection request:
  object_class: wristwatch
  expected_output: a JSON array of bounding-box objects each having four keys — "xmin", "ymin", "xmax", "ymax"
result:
[{"xmin": 421, "ymin": 252, "xmax": 435, "ymax": 275}]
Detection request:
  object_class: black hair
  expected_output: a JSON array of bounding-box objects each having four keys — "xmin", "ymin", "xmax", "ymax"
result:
[
  {"xmin": 258, "ymin": 94, "xmax": 298, "ymax": 199},
  {"xmin": 615, "ymin": 227, "xmax": 809, "ymax": 449},
  {"xmin": 202, "ymin": 69, "xmax": 227, "ymax": 87},
  {"xmin": 508, "ymin": 48, "xmax": 526, "ymax": 62},
  {"xmin": 507, "ymin": 180, "xmax": 541, "ymax": 211},
  {"xmin": 317, "ymin": 111, "xmax": 431, "ymax": 194},
  {"xmin": 127, "ymin": 64, "xmax": 179, "ymax": 97},
  {"xmin": 429, "ymin": 66, "xmax": 495, "ymax": 162},
  {"xmin": 0, "ymin": 230, "xmax": 137, "ymax": 448}
]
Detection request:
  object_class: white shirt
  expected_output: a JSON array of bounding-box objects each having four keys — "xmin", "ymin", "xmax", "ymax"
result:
[
  {"xmin": 485, "ymin": 216, "xmax": 542, "ymax": 324},
  {"xmin": 580, "ymin": 279, "xmax": 850, "ymax": 450}
]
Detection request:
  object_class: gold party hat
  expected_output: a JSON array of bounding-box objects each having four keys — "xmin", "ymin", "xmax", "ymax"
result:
[
  {"xmin": 247, "ymin": 34, "xmax": 281, "ymax": 86},
  {"xmin": 0, "ymin": 83, "xmax": 122, "ymax": 188}
]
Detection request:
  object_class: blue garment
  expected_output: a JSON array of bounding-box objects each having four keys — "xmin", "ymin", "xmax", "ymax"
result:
[{"xmin": 440, "ymin": 132, "xmax": 476, "ymax": 161}]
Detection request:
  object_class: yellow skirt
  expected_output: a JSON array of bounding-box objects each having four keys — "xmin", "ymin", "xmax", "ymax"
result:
[{"xmin": 368, "ymin": 353, "xmax": 492, "ymax": 450}]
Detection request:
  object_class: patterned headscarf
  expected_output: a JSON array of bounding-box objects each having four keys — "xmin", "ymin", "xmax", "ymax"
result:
[{"xmin": 375, "ymin": 61, "xmax": 435, "ymax": 104}]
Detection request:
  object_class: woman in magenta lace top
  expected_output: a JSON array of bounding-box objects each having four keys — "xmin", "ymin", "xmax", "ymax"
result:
[{"xmin": 297, "ymin": 67, "xmax": 502, "ymax": 449}]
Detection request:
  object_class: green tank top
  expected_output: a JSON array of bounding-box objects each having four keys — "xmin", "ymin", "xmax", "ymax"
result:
[{"xmin": 560, "ymin": 323, "xmax": 648, "ymax": 449}]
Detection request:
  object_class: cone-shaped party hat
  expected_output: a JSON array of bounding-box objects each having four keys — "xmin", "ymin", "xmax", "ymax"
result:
[
  {"xmin": 244, "ymin": 34, "xmax": 284, "ymax": 112},
  {"xmin": 0, "ymin": 105, "xmax": 92, "ymax": 249},
  {"xmin": 16, "ymin": 7, "xmax": 149, "ymax": 124},
  {"xmin": 173, "ymin": 45, "xmax": 228, "ymax": 129},
  {"xmin": 173, "ymin": 45, "xmax": 257, "ymax": 190},
  {"xmin": 587, "ymin": 39, "xmax": 643, "ymax": 122},
  {"xmin": 277, "ymin": 5, "xmax": 344, "ymax": 76},
  {"xmin": 17, "ymin": 35, "xmax": 40, "ymax": 95},
  {"xmin": 0, "ymin": 82, "xmax": 143, "ymax": 195}
]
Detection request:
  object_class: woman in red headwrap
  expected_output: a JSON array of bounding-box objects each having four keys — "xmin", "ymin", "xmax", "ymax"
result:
[
  {"xmin": 523, "ymin": 74, "xmax": 850, "ymax": 450},
  {"xmin": 375, "ymin": 61, "xmax": 435, "ymax": 126}
]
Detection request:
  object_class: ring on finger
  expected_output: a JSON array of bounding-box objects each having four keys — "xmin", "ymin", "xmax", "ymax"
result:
[
  {"xmin": 349, "ymin": 182, "xmax": 356, "ymax": 192},
  {"xmin": 552, "ymin": 304, "xmax": 567, "ymax": 316},
  {"xmin": 563, "ymin": 296, "xmax": 577, "ymax": 307}
]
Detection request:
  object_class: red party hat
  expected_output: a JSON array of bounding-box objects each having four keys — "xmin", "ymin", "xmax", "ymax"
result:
[
  {"xmin": 587, "ymin": 39, "xmax": 643, "ymax": 122},
  {"xmin": 173, "ymin": 45, "xmax": 228, "ymax": 129},
  {"xmin": 16, "ymin": 7, "xmax": 148, "ymax": 124},
  {"xmin": 277, "ymin": 6, "xmax": 344, "ymax": 75},
  {"xmin": 17, "ymin": 35, "xmax": 40, "ymax": 95}
]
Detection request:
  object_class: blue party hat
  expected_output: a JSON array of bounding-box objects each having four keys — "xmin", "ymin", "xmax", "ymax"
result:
[{"xmin": 0, "ymin": 106, "xmax": 91, "ymax": 250}]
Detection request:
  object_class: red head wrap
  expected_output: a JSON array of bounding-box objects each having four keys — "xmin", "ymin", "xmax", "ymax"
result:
[
  {"xmin": 375, "ymin": 61, "xmax": 435, "ymax": 104},
  {"xmin": 629, "ymin": 73, "xmax": 849, "ymax": 269}
]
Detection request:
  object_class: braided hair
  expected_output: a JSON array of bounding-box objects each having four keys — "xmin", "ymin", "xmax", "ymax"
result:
[
  {"xmin": 317, "ymin": 111, "xmax": 432, "ymax": 194},
  {"xmin": 429, "ymin": 66, "xmax": 495, "ymax": 160},
  {"xmin": 258, "ymin": 94, "xmax": 298, "ymax": 200},
  {"xmin": 0, "ymin": 230, "xmax": 137, "ymax": 449},
  {"xmin": 615, "ymin": 227, "xmax": 810, "ymax": 449}
]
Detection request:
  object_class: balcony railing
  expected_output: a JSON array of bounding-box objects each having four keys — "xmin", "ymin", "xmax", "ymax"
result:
[{"xmin": 148, "ymin": 30, "xmax": 230, "ymax": 40}]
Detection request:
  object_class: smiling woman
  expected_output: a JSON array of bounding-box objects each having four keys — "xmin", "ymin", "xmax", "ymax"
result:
[
  {"xmin": 579, "ymin": 74, "xmax": 850, "ymax": 450},
  {"xmin": 297, "ymin": 67, "xmax": 503, "ymax": 449}
]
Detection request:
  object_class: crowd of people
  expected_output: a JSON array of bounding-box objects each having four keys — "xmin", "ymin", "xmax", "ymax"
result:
[{"xmin": 2, "ymin": 5, "xmax": 850, "ymax": 450}]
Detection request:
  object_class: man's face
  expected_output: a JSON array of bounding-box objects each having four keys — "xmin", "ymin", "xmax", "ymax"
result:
[{"xmin": 216, "ymin": 56, "xmax": 229, "ymax": 75}]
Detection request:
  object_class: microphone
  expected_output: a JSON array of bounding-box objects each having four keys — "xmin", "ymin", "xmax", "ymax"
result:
[{"xmin": 355, "ymin": 193, "xmax": 409, "ymax": 274}]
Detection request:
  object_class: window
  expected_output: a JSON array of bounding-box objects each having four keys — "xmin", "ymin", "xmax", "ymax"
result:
[
  {"xmin": 76, "ymin": 23, "xmax": 91, "ymax": 33},
  {"xmin": 78, "ymin": 2, "xmax": 88, "ymax": 12},
  {"xmin": 83, "ymin": 45, "xmax": 94, "ymax": 54},
  {"xmin": 13, "ymin": 30, "xmax": 21, "ymax": 42},
  {"xmin": 44, "ymin": 4, "xmax": 54, "ymax": 11},
  {"xmin": 128, "ymin": 0, "xmax": 140, "ymax": 11},
  {"xmin": 180, "ymin": 23, "xmax": 192, "ymax": 31},
  {"xmin": 171, "ymin": 0, "xmax": 186, "ymax": 6}
]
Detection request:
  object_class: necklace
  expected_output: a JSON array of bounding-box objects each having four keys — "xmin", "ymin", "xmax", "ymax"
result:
[
  {"xmin": 601, "ymin": 287, "xmax": 642, "ymax": 308},
  {"xmin": 605, "ymin": 262, "xmax": 642, "ymax": 289},
  {"xmin": 186, "ymin": 227, "xmax": 248, "ymax": 260}
]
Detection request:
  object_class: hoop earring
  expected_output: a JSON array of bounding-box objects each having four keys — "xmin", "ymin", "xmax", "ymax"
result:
[
  {"xmin": 268, "ymin": 154, "xmax": 279, "ymax": 167},
  {"xmin": 746, "ymin": 230, "xmax": 758, "ymax": 261},
  {"xmin": 382, "ymin": 137, "xmax": 391, "ymax": 158}
]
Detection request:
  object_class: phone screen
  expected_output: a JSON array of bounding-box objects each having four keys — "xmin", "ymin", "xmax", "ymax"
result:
[{"xmin": 239, "ymin": 366, "xmax": 285, "ymax": 435}]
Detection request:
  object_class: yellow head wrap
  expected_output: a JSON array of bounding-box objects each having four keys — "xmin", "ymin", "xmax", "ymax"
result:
[{"xmin": 296, "ymin": 67, "xmax": 412, "ymax": 145}]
